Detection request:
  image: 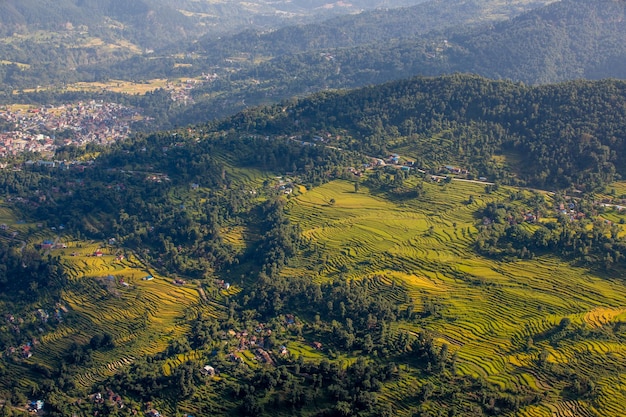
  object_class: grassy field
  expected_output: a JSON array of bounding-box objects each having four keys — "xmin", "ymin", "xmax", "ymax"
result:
[
  {"xmin": 0, "ymin": 202, "xmax": 222, "ymax": 394},
  {"xmin": 286, "ymin": 179, "xmax": 626, "ymax": 416},
  {"xmin": 2, "ymin": 173, "xmax": 626, "ymax": 415},
  {"xmin": 15, "ymin": 76, "xmax": 204, "ymax": 96},
  {"xmin": 64, "ymin": 79, "xmax": 170, "ymax": 95}
]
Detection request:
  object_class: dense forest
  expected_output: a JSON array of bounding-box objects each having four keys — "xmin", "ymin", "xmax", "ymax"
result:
[
  {"xmin": 0, "ymin": 238, "xmax": 67, "ymax": 352},
  {"xmin": 1, "ymin": 0, "xmax": 622, "ymax": 131},
  {"xmin": 67, "ymin": 0, "xmax": 625, "ymax": 128},
  {"xmin": 0, "ymin": 129, "xmax": 361, "ymax": 279},
  {"xmin": 0, "ymin": 0, "xmax": 436, "ymax": 91},
  {"xmin": 475, "ymin": 193, "xmax": 626, "ymax": 270},
  {"xmin": 196, "ymin": 74, "xmax": 625, "ymax": 190}
]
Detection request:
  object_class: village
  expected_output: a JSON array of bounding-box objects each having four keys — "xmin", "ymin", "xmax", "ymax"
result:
[{"xmin": 0, "ymin": 101, "xmax": 142, "ymax": 157}]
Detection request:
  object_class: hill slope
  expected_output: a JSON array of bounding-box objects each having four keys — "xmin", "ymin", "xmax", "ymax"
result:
[
  {"xmin": 183, "ymin": 0, "xmax": 555, "ymax": 64},
  {"xmin": 1, "ymin": 75, "xmax": 626, "ymax": 415},
  {"xmin": 0, "ymin": 0, "xmax": 433, "ymax": 88},
  {"xmin": 210, "ymin": 74, "xmax": 626, "ymax": 190},
  {"xmin": 133, "ymin": 0, "xmax": 626, "ymax": 126},
  {"xmin": 445, "ymin": 0, "xmax": 626, "ymax": 83}
]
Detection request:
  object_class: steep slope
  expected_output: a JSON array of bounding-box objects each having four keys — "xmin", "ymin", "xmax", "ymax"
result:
[
  {"xmin": 0, "ymin": 0, "xmax": 434, "ymax": 41},
  {"xmin": 0, "ymin": 0, "xmax": 191, "ymax": 47},
  {"xmin": 0, "ymin": 0, "xmax": 433, "ymax": 88},
  {"xmin": 446, "ymin": 0, "xmax": 626, "ymax": 83},
  {"xmin": 184, "ymin": 0, "xmax": 555, "ymax": 62},
  {"xmin": 211, "ymin": 74, "xmax": 626, "ymax": 190},
  {"xmin": 153, "ymin": 0, "xmax": 626, "ymax": 125},
  {"xmin": 2, "ymin": 74, "xmax": 626, "ymax": 416}
]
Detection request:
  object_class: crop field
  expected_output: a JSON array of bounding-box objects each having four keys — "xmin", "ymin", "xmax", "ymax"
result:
[
  {"xmin": 65, "ymin": 79, "xmax": 170, "ymax": 95},
  {"xmin": 286, "ymin": 179, "xmax": 626, "ymax": 416},
  {"xmin": 3, "ymin": 173, "xmax": 626, "ymax": 415},
  {"xmin": 17, "ymin": 76, "xmax": 203, "ymax": 96},
  {"xmin": 1, "ymin": 235, "xmax": 223, "ymax": 392},
  {"xmin": 0, "ymin": 60, "xmax": 30, "ymax": 69}
]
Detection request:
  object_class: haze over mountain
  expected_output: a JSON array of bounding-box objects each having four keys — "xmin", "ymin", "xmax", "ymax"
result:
[
  {"xmin": 445, "ymin": 0, "xmax": 626, "ymax": 83},
  {"xmin": 0, "ymin": 0, "xmax": 433, "ymax": 43},
  {"xmin": 183, "ymin": 0, "xmax": 556, "ymax": 62},
  {"xmin": 183, "ymin": 0, "xmax": 626, "ymax": 121},
  {"xmin": 0, "ymin": 0, "xmax": 431, "ymax": 82}
]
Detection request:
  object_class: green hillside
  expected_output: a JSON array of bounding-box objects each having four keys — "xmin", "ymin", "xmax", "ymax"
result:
[
  {"xmin": 0, "ymin": 0, "xmax": 435, "ymax": 91},
  {"xmin": 209, "ymin": 74, "xmax": 626, "ymax": 190},
  {"xmin": 446, "ymin": 0, "xmax": 626, "ymax": 83},
  {"xmin": 111, "ymin": 0, "xmax": 626, "ymax": 128},
  {"xmin": 0, "ymin": 73, "xmax": 626, "ymax": 416}
]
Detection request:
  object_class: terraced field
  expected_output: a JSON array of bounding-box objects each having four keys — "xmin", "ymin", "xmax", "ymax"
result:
[
  {"xmin": 287, "ymin": 179, "xmax": 626, "ymax": 416},
  {"xmin": 7, "ymin": 238, "xmax": 223, "ymax": 391}
]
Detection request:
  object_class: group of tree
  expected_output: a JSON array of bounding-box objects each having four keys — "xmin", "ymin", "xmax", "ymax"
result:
[
  {"xmin": 73, "ymin": 0, "xmax": 626, "ymax": 128},
  {"xmin": 205, "ymin": 73, "xmax": 626, "ymax": 190},
  {"xmin": 475, "ymin": 197, "xmax": 626, "ymax": 270},
  {"xmin": 4, "ymin": 0, "xmax": 624, "ymax": 131}
]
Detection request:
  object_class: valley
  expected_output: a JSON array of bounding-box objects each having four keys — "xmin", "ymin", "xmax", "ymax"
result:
[{"xmin": 1, "ymin": 0, "xmax": 626, "ymax": 416}]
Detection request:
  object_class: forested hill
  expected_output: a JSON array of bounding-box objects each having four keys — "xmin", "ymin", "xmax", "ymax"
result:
[
  {"xmin": 181, "ymin": 0, "xmax": 554, "ymax": 64},
  {"xmin": 0, "ymin": 0, "xmax": 192, "ymax": 47},
  {"xmin": 136, "ymin": 0, "xmax": 626, "ymax": 127},
  {"xmin": 445, "ymin": 0, "xmax": 626, "ymax": 83},
  {"xmin": 210, "ymin": 74, "xmax": 626, "ymax": 190},
  {"xmin": 82, "ymin": 0, "xmax": 553, "ymax": 83},
  {"xmin": 0, "ymin": 0, "xmax": 435, "ymax": 89}
]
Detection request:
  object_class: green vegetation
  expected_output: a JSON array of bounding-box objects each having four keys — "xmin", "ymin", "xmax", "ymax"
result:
[
  {"xmin": 57, "ymin": 0, "xmax": 624, "ymax": 127},
  {"xmin": 0, "ymin": 80, "xmax": 626, "ymax": 414},
  {"xmin": 1, "ymin": 0, "xmax": 485, "ymax": 92},
  {"xmin": 209, "ymin": 74, "xmax": 626, "ymax": 190},
  {"xmin": 0, "ymin": 0, "xmax": 626, "ymax": 405},
  {"xmin": 1, "ymin": 0, "xmax": 622, "ymax": 136},
  {"xmin": 3, "ymin": 167, "xmax": 626, "ymax": 416}
]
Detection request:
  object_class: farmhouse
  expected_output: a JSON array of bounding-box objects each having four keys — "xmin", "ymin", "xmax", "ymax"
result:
[
  {"xmin": 256, "ymin": 348, "xmax": 274, "ymax": 365},
  {"xmin": 229, "ymin": 352, "xmax": 243, "ymax": 363},
  {"xmin": 442, "ymin": 165, "xmax": 469, "ymax": 174},
  {"xmin": 201, "ymin": 365, "xmax": 215, "ymax": 376},
  {"xmin": 28, "ymin": 400, "xmax": 44, "ymax": 412},
  {"xmin": 22, "ymin": 345, "xmax": 32, "ymax": 358},
  {"xmin": 40, "ymin": 240, "xmax": 54, "ymax": 250}
]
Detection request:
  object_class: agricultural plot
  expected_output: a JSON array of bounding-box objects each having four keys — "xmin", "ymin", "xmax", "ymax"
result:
[
  {"xmin": 66, "ymin": 79, "xmax": 170, "ymax": 95},
  {"xmin": 8, "ymin": 243, "xmax": 220, "ymax": 391},
  {"xmin": 287, "ymin": 179, "xmax": 626, "ymax": 416}
]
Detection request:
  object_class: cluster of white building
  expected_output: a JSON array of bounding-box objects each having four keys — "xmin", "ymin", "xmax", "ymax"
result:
[{"xmin": 0, "ymin": 101, "xmax": 142, "ymax": 157}]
